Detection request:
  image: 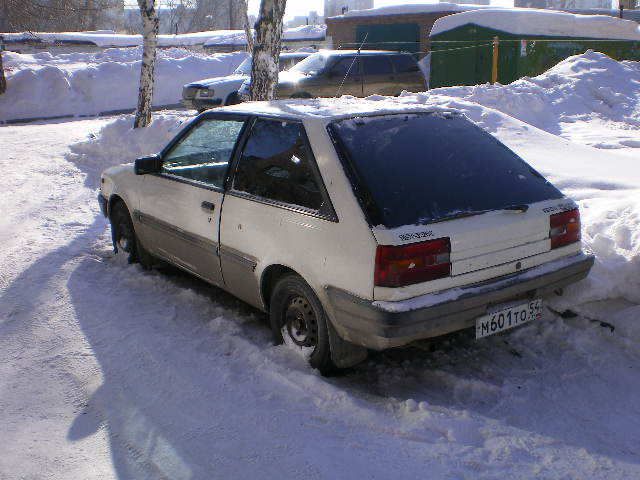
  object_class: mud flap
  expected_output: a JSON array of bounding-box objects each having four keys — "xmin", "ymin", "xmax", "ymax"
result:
[
  {"xmin": 110, "ymin": 219, "xmax": 119, "ymax": 254},
  {"xmin": 327, "ymin": 317, "xmax": 368, "ymax": 368}
]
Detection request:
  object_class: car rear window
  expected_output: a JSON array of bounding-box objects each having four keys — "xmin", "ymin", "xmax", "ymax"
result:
[{"xmin": 329, "ymin": 112, "xmax": 563, "ymax": 228}]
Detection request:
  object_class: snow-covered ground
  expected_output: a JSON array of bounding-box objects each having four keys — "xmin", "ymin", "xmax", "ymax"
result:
[
  {"xmin": 1, "ymin": 52, "xmax": 640, "ymax": 479},
  {"xmin": 0, "ymin": 48, "xmax": 247, "ymax": 122}
]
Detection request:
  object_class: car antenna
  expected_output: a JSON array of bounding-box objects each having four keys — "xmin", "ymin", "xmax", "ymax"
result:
[{"xmin": 335, "ymin": 32, "xmax": 368, "ymax": 98}]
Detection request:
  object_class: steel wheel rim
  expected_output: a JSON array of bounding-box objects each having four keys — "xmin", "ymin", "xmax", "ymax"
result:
[{"xmin": 283, "ymin": 295, "xmax": 318, "ymax": 350}]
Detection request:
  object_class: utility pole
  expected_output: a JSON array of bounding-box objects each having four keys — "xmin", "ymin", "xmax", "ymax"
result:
[{"xmin": 491, "ymin": 36, "xmax": 499, "ymax": 84}]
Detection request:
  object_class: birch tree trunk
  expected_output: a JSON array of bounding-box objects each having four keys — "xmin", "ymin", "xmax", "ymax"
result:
[
  {"xmin": 134, "ymin": 0, "xmax": 159, "ymax": 129},
  {"xmin": 250, "ymin": 0, "xmax": 287, "ymax": 101}
]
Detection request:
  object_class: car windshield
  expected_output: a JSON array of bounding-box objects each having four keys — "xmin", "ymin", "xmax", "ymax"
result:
[
  {"xmin": 234, "ymin": 58, "xmax": 252, "ymax": 75},
  {"xmin": 290, "ymin": 53, "xmax": 328, "ymax": 75},
  {"xmin": 329, "ymin": 112, "xmax": 564, "ymax": 228}
]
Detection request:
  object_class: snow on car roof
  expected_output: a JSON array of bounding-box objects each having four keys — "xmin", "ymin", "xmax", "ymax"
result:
[
  {"xmin": 217, "ymin": 97, "xmax": 457, "ymax": 121},
  {"xmin": 430, "ymin": 8, "xmax": 640, "ymax": 40}
]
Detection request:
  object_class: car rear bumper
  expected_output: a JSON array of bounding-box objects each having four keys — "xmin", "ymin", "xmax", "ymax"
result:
[{"xmin": 325, "ymin": 252, "xmax": 595, "ymax": 350}]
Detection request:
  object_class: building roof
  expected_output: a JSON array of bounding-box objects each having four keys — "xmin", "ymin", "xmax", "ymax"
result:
[
  {"xmin": 430, "ymin": 8, "xmax": 640, "ymax": 40},
  {"xmin": 327, "ymin": 2, "xmax": 492, "ymax": 20}
]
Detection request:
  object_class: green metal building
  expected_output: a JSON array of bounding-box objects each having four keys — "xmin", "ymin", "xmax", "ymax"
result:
[{"xmin": 429, "ymin": 10, "xmax": 640, "ymax": 88}]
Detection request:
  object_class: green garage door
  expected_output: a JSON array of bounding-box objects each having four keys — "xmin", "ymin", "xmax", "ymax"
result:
[{"xmin": 356, "ymin": 23, "xmax": 420, "ymax": 53}]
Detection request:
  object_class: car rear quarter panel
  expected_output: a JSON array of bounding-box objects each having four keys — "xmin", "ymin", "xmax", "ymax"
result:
[{"xmin": 296, "ymin": 119, "xmax": 377, "ymax": 306}]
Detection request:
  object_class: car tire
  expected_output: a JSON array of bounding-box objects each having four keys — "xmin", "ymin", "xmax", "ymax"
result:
[
  {"xmin": 225, "ymin": 92, "xmax": 242, "ymax": 105},
  {"xmin": 270, "ymin": 273, "xmax": 335, "ymax": 375},
  {"xmin": 110, "ymin": 201, "xmax": 153, "ymax": 270}
]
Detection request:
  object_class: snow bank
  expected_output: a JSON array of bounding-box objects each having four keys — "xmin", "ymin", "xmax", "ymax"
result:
[
  {"xmin": 67, "ymin": 52, "xmax": 640, "ymax": 314},
  {"xmin": 66, "ymin": 113, "xmax": 189, "ymax": 187},
  {"xmin": 428, "ymin": 51, "xmax": 640, "ymax": 150},
  {"xmin": 3, "ymin": 26, "xmax": 326, "ymax": 48},
  {"xmin": 4, "ymin": 30, "xmax": 243, "ymax": 48},
  {"xmin": 430, "ymin": 8, "xmax": 640, "ymax": 40},
  {"xmin": 0, "ymin": 48, "xmax": 247, "ymax": 122}
]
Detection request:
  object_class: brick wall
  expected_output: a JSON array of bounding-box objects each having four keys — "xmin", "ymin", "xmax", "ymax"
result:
[{"xmin": 326, "ymin": 11, "xmax": 458, "ymax": 55}]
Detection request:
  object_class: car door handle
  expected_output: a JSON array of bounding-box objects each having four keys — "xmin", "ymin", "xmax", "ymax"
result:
[{"xmin": 201, "ymin": 201, "xmax": 215, "ymax": 212}]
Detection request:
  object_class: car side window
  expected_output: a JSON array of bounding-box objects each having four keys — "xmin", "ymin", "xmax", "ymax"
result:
[
  {"xmin": 162, "ymin": 118, "xmax": 245, "ymax": 189},
  {"xmin": 233, "ymin": 119, "xmax": 324, "ymax": 211},
  {"xmin": 362, "ymin": 56, "xmax": 393, "ymax": 75},
  {"xmin": 391, "ymin": 55, "xmax": 419, "ymax": 73},
  {"xmin": 329, "ymin": 57, "xmax": 360, "ymax": 78}
]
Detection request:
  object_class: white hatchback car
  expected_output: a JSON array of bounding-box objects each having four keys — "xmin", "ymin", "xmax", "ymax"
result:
[{"xmin": 98, "ymin": 100, "xmax": 594, "ymax": 374}]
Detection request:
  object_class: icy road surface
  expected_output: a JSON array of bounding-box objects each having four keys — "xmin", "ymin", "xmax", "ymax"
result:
[{"xmin": 1, "ymin": 115, "xmax": 640, "ymax": 480}]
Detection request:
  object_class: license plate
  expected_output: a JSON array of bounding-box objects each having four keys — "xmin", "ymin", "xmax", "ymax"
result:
[{"xmin": 475, "ymin": 299, "xmax": 543, "ymax": 339}]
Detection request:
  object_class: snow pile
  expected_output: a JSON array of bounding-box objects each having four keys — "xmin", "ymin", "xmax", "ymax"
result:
[
  {"xmin": 428, "ymin": 50, "xmax": 640, "ymax": 150},
  {"xmin": 4, "ymin": 26, "xmax": 326, "ymax": 48},
  {"xmin": 0, "ymin": 48, "xmax": 247, "ymax": 121},
  {"xmin": 5, "ymin": 30, "xmax": 244, "ymax": 48},
  {"xmin": 431, "ymin": 8, "xmax": 640, "ymax": 40},
  {"xmin": 65, "ymin": 51, "xmax": 640, "ymax": 314},
  {"xmin": 66, "ymin": 112, "xmax": 189, "ymax": 187}
]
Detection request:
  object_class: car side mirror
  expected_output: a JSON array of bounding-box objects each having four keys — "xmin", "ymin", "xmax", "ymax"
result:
[{"xmin": 134, "ymin": 154, "xmax": 162, "ymax": 175}]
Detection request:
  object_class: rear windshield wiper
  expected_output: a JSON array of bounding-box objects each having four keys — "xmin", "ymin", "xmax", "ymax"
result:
[
  {"xmin": 430, "ymin": 210, "xmax": 490, "ymax": 224},
  {"xmin": 501, "ymin": 204, "xmax": 530, "ymax": 212},
  {"xmin": 429, "ymin": 204, "xmax": 530, "ymax": 224}
]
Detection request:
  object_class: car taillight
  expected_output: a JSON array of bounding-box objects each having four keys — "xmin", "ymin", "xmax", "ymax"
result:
[
  {"xmin": 550, "ymin": 208, "xmax": 581, "ymax": 249},
  {"xmin": 375, "ymin": 238, "xmax": 451, "ymax": 288}
]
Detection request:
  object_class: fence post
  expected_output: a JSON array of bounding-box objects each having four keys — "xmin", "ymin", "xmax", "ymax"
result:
[{"xmin": 491, "ymin": 36, "xmax": 499, "ymax": 84}]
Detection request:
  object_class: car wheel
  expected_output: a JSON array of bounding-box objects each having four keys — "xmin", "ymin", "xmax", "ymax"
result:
[
  {"xmin": 225, "ymin": 92, "xmax": 242, "ymax": 105},
  {"xmin": 110, "ymin": 201, "xmax": 153, "ymax": 270},
  {"xmin": 270, "ymin": 274, "xmax": 335, "ymax": 375}
]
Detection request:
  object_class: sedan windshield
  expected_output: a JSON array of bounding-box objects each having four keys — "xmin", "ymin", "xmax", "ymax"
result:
[
  {"xmin": 329, "ymin": 112, "xmax": 563, "ymax": 228},
  {"xmin": 290, "ymin": 53, "xmax": 328, "ymax": 75}
]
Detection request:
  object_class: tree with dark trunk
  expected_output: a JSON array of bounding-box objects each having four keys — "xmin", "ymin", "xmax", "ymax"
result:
[
  {"xmin": 134, "ymin": 0, "xmax": 159, "ymax": 129},
  {"xmin": 250, "ymin": 0, "xmax": 287, "ymax": 101}
]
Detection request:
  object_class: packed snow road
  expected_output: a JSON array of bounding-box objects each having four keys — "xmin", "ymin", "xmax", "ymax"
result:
[{"xmin": 1, "ymin": 113, "xmax": 639, "ymax": 480}]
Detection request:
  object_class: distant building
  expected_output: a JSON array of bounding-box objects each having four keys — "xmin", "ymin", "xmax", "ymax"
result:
[
  {"xmin": 325, "ymin": 0, "xmax": 374, "ymax": 18},
  {"xmin": 325, "ymin": 3, "xmax": 486, "ymax": 54},
  {"xmin": 286, "ymin": 11, "xmax": 324, "ymax": 28}
]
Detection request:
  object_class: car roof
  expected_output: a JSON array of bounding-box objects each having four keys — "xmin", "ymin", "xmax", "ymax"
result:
[{"xmin": 213, "ymin": 97, "xmax": 458, "ymax": 123}]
